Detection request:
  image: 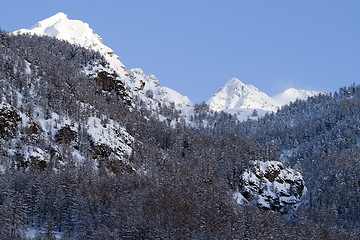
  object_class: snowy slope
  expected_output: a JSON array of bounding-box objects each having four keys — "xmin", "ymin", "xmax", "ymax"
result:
[
  {"xmin": 208, "ymin": 78, "xmax": 320, "ymax": 120},
  {"xmin": 13, "ymin": 12, "xmax": 193, "ymax": 116}
]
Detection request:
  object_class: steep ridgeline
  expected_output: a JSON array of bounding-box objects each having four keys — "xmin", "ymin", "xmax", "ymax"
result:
[
  {"xmin": 208, "ymin": 78, "xmax": 319, "ymax": 121},
  {"xmin": 14, "ymin": 12, "xmax": 193, "ymax": 120}
]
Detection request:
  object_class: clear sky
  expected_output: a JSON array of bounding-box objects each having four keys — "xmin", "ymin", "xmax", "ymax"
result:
[{"xmin": 1, "ymin": 0, "xmax": 359, "ymax": 103}]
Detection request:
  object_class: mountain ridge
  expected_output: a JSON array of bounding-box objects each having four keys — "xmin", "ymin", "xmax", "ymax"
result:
[
  {"xmin": 14, "ymin": 12, "xmax": 320, "ymax": 121},
  {"xmin": 13, "ymin": 12, "xmax": 194, "ymax": 118}
]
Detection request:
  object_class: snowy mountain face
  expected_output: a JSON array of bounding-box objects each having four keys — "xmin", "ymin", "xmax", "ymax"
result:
[
  {"xmin": 207, "ymin": 78, "xmax": 279, "ymax": 121},
  {"xmin": 208, "ymin": 78, "xmax": 320, "ymax": 120},
  {"xmin": 208, "ymin": 78, "xmax": 278, "ymax": 112},
  {"xmin": 14, "ymin": 12, "xmax": 193, "ymax": 118}
]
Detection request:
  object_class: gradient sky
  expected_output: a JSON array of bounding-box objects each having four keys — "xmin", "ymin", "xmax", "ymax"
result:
[{"xmin": 1, "ymin": 0, "xmax": 359, "ymax": 103}]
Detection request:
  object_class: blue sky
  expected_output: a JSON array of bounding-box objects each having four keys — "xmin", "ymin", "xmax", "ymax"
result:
[{"xmin": 1, "ymin": 0, "xmax": 360, "ymax": 103}]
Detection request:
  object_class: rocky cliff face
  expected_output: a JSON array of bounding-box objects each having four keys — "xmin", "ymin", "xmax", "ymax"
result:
[{"xmin": 235, "ymin": 160, "xmax": 305, "ymax": 213}]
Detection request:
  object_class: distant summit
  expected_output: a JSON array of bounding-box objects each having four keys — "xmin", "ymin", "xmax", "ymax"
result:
[
  {"xmin": 272, "ymin": 88, "xmax": 320, "ymax": 106},
  {"xmin": 30, "ymin": 12, "xmax": 68, "ymax": 28},
  {"xmin": 208, "ymin": 78, "xmax": 320, "ymax": 120},
  {"xmin": 208, "ymin": 78, "xmax": 278, "ymax": 112}
]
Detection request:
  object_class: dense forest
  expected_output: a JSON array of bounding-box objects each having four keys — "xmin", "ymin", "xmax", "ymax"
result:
[{"xmin": 0, "ymin": 30, "xmax": 359, "ymax": 239}]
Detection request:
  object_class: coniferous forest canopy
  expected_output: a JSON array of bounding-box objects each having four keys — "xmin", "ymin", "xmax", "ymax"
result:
[{"xmin": 0, "ymin": 30, "xmax": 360, "ymax": 239}]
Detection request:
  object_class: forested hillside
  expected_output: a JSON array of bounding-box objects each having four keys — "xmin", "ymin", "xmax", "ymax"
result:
[
  {"xmin": 238, "ymin": 88, "xmax": 360, "ymax": 230},
  {"xmin": 0, "ymin": 30, "xmax": 358, "ymax": 239}
]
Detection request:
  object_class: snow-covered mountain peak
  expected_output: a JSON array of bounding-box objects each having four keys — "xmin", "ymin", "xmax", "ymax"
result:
[
  {"xmin": 208, "ymin": 77, "xmax": 322, "ymax": 121},
  {"xmin": 13, "ymin": 13, "xmax": 321, "ymax": 123},
  {"xmin": 226, "ymin": 78, "xmax": 247, "ymax": 87},
  {"xmin": 33, "ymin": 12, "xmax": 68, "ymax": 28},
  {"xmin": 155, "ymin": 87, "xmax": 193, "ymax": 108},
  {"xmin": 16, "ymin": 12, "xmax": 101, "ymax": 48},
  {"xmin": 13, "ymin": 12, "xmax": 128, "ymax": 78},
  {"xmin": 207, "ymin": 78, "xmax": 278, "ymax": 115},
  {"xmin": 222, "ymin": 78, "xmax": 257, "ymax": 92}
]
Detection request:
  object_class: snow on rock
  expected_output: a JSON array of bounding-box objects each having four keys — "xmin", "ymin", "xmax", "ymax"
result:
[
  {"xmin": 233, "ymin": 190, "xmax": 248, "ymax": 205},
  {"xmin": 235, "ymin": 160, "xmax": 305, "ymax": 213},
  {"xmin": 1, "ymin": 97, "xmax": 134, "ymax": 169},
  {"xmin": 128, "ymin": 68, "xmax": 194, "ymax": 117},
  {"xmin": 154, "ymin": 87, "xmax": 192, "ymax": 108},
  {"xmin": 0, "ymin": 104, "xmax": 21, "ymax": 138},
  {"xmin": 128, "ymin": 68, "xmax": 160, "ymax": 90},
  {"xmin": 87, "ymin": 117, "xmax": 134, "ymax": 161},
  {"xmin": 127, "ymin": 68, "xmax": 193, "ymax": 111}
]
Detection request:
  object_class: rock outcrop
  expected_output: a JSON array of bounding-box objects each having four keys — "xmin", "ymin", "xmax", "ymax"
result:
[
  {"xmin": 236, "ymin": 160, "xmax": 305, "ymax": 213},
  {"xmin": 0, "ymin": 105, "xmax": 21, "ymax": 139}
]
